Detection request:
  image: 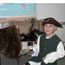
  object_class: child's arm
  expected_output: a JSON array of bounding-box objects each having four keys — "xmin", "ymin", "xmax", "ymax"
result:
[
  {"xmin": 43, "ymin": 41, "xmax": 65, "ymax": 64},
  {"xmin": 31, "ymin": 35, "xmax": 41, "ymax": 56}
]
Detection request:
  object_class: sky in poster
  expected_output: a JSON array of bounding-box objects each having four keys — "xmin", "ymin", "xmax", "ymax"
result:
[{"xmin": 0, "ymin": 3, "xmax": 36, "ymax": 17}]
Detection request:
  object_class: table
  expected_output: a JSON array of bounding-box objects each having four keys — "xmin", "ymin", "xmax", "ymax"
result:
[{"xmin": 0, "ymin": 50, "xmax": 34, "ymax": 65}]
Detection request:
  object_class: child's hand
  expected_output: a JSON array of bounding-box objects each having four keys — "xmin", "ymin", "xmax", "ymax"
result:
[{"xmin": 27, "ymin": 48, "xmax": 31, "ymax": 51}]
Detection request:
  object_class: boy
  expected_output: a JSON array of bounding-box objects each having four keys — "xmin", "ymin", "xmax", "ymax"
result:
[{"xmin": 26, "ymin": 17, "xmax": 65, "ymax": 65}]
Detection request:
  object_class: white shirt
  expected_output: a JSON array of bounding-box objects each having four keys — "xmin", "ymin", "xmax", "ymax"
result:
[{"xmin": 31, "ymin": 35, "xmax": 65, "ymax": 64}]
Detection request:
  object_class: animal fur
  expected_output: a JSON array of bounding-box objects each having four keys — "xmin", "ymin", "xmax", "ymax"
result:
[{"xmin": 0, "ymin": 25, "xmax": 21, "ymax": 58}]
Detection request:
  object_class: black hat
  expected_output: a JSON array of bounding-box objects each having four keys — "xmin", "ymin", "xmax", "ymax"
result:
[{"xmin": 42, "ymin": 17, "xmax": 62, "ymax": 28}]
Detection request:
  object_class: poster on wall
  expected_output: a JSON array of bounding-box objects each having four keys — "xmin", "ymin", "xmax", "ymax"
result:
[{"xmin": 0, "ymin": 3, "xmax": 36, "ymax": 18}]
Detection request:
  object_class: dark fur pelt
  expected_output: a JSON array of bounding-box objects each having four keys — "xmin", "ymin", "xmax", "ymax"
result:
[{"xmin": 0, "ymin": 25, "xmax": 21, "ymax": 59}]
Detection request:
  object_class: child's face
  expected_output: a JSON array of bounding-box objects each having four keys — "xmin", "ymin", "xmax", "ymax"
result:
[{"xmin": 44, "ymin": 24, "xmax": 57, "ymax": 35}]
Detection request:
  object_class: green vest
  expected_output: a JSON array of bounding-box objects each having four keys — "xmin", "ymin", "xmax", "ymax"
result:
[{"xmin": 30, "ymin": 33, "xmax": 61, "ymax": 65}]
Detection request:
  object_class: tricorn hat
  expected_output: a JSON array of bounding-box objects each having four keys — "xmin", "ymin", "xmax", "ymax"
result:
[{"xmin": 42, "ymin": 17, "xmax": 62, "ymax": 28}]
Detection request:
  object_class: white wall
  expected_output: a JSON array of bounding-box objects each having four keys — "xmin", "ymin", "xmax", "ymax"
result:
[
  {"xmin": 36, "ymin": 3, "xmax": 65, "ymax": 22},
  {"xmin": 55, "ymin": 25, "xmax": 65, "ymax": 42}
]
